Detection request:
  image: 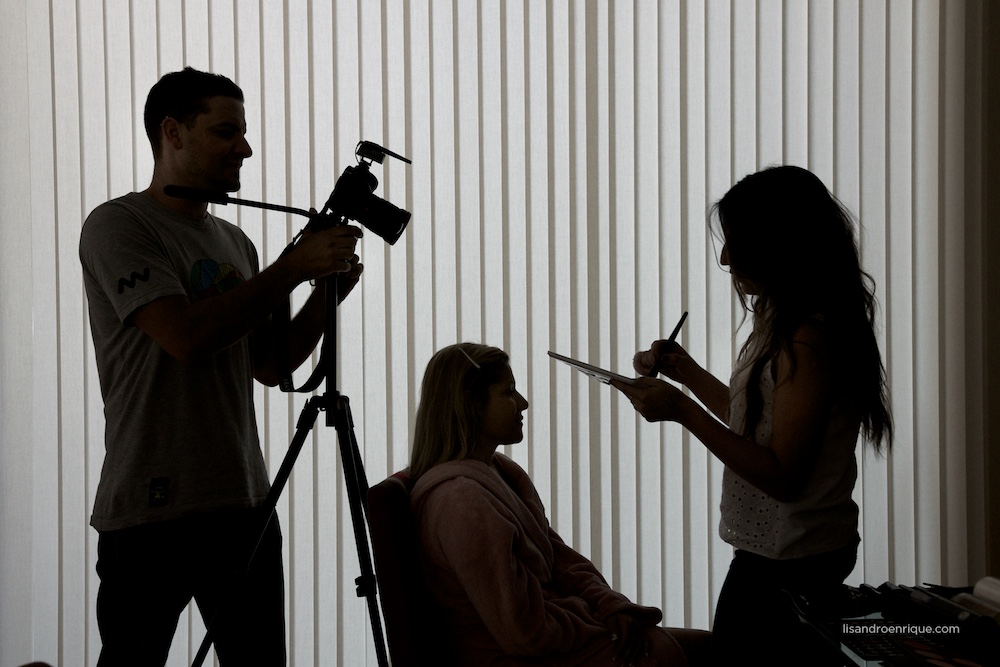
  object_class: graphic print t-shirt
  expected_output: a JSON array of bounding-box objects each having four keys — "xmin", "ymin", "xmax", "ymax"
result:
[{"xmin": 80, "ymin": 192, "xmax": 269, "ymax": 531}]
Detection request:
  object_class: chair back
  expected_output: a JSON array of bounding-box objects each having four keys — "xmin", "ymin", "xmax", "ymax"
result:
[{"xmin": 367, "ymin": 471, "xmax": 445, "ymax": 666}]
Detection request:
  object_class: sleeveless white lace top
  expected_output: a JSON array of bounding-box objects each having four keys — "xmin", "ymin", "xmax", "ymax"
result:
[{"xmin": 719, "ymin": 355, "xmax": 861, "ymax": 559}]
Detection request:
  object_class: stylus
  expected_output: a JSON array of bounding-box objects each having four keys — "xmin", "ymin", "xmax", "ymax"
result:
[{"xmin": 647, "ymin": 311, "xmax": 688, "ymax": 377}]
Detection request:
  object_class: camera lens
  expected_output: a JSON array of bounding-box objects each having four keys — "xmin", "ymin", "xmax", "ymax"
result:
[{"xmin": 358, "ymin": 195, "xmax": 411, "ymax": 245}]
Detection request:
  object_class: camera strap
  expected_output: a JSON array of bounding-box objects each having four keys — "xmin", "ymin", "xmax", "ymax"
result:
[
  {"xmin": 273, "ymin": 297, "xmax": 329, "ymax": 394},
  {"xmin": 272, "ymin": 238, "xmax": 327, "ymax": 394}
]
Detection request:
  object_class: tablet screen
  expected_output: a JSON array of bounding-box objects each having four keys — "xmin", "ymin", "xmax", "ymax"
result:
[{"xmin": 548, "ymin": 351, "xmax": 638, "ymax": 386}]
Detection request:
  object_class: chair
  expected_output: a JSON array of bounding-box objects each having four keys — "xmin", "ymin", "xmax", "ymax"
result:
[{"xmin": 367, "ymin": 470, "xmax": 446, "ymax": 666}]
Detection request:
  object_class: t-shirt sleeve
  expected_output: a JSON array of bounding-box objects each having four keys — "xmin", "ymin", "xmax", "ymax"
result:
[{"xmin": 79, "ymin": 201, "xmax": 189, "ymax": 325}]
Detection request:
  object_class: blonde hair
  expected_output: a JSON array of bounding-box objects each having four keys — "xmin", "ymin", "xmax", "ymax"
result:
[{"xmin": 408, "ymin": 343, "xmax": 509, "ymax": 480}]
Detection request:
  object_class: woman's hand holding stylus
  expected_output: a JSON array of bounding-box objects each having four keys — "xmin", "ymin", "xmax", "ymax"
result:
[
  {"xmin": 630, "ymin": 340, "xmax": 731, "ymax": 424},
  {"xmin": 642, "ymin": 311, "xmax": 687, "ymax": 377},
  {"xmin": 633, "ymin": 341, "xmax": 697, "ymax": 384}
]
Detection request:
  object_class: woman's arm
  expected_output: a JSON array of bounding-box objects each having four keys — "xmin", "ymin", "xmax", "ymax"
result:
[
  {"xmin": 633, "ymin": 341, "xmax": 731, "ymax": 422},
  {"xmin": 616, "ymin": 324, "xmax": 835, "ymax": 502},
  {"xmin": 548, "ymin": 532, "xmax": 660, "ymax": 623},
  {"xmin": 420, "ymin": 479, "xmax": 606, "ymax": 657}
]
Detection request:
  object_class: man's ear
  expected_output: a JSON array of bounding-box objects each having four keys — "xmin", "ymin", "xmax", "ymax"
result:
[{"xmin": 160, "ymin": 116, "xmax": 183, "ymax": 151}]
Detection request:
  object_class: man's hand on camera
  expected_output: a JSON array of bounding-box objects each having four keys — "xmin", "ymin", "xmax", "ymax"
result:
[
  {"xmin": 289, "ymin": 224, "xmax": 364, "ymax": 283},
  {"xmin": 336, "ymin": 254, "xmax": 364, "ymax": 303}
]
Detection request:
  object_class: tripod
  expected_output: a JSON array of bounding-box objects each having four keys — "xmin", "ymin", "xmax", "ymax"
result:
[
  {"xmin": 191, "ymin": 276, "xmax": 388, "ymax": 667},
  {"xmin": 170, "ymin": 142, "xmax": 408, "ymax": 666}
]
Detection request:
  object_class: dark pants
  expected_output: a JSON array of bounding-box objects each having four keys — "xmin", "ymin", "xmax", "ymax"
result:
[
  {"xmin": 712, "ymin": 541, "xmax": 857, "ymax": 666},
  {"xmin": 96, "ymin": 507, "xmax": 286, "ymax": 667}
]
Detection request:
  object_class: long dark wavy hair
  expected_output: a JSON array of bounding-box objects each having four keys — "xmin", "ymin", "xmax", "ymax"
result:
[{"xmin": 712, "ymin": 166, "xmax": 893, "ymax": 454}]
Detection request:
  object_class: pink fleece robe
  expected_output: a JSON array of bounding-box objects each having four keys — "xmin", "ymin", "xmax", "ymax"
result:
[{"xmin": 411, "ymin": 453, "xmax": 686, "ymax": 666}]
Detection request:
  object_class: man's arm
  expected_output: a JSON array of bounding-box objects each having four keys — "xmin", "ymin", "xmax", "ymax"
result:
[
  {"xmin": 249, "ymin": 258, "xmax": 363, "ymax": 386},
  {"xmin": 132, "ymin": 225, "xmax": 363, "ymax": 368}
]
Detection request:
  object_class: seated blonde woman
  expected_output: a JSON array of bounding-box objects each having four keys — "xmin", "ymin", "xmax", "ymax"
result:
[{"xmin": 408, "ymin": 343, "xmax": 710, "ymax": 666}]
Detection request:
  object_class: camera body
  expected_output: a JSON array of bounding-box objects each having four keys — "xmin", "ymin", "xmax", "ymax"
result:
[{"xmin": 317, "ymin": 141, "xmax": 411, "ymax": 245}]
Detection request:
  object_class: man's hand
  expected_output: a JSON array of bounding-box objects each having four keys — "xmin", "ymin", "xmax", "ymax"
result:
[
  {"xmin": 335, "ymin": 254, "xmax": 364, "ymax": 303},
  {"xmin": 284, "ymin": 223, "xmax": 364, "ymax": 283}
]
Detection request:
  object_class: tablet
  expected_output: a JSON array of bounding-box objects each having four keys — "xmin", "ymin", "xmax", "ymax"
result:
[{"xmin": 548, "ymin": 351, "xmax": 638, "ymax": 386}]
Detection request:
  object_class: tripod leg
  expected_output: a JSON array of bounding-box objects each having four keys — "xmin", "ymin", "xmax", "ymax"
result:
[
  {"xmin": 191, "ymin": 397, "xmax": 324, "ymax": 667},
  {"xmin": 330, "ymin": 394, "xmax": 389, "ymax": 667}
]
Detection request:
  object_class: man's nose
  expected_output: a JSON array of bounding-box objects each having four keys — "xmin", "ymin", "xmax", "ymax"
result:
[{"xmin": 236, "ymin": 136, "xmax": 253, "ymax": 158}]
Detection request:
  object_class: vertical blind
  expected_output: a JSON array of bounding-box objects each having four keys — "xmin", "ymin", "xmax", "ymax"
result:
[{"xmin": 0, "ymin": 1, "xmax": 988, "ymax": 665}]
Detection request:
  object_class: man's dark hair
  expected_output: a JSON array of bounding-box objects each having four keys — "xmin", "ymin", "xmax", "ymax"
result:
[{"xmin": 143, "ymin": 66, "xmax": 244, "ymax": 157}]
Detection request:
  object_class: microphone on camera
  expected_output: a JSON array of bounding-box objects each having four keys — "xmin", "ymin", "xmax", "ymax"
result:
[{"xmin": 163, "ymin": 185, "xmax": 231, "ymax": 205}]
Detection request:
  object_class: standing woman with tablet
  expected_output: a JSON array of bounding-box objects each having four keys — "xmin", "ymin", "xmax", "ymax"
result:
[{"xmin": 612, "ymin": 166, "xmax": 893, "ymax": 665}]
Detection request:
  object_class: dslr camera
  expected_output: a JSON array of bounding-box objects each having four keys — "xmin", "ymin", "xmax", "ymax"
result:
[{"xmin": 314, "ymin": 141, "xmax": 411, "ymax": 245}]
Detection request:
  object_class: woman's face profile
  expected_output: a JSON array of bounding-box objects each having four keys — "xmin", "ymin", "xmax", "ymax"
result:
[
  {"xmin": 479, "ymin": 364, "xmax": 529, "ymax": 448},
  {"xmin": 720, "ymin": 240, "xmax": 758, "ymax": 296}
]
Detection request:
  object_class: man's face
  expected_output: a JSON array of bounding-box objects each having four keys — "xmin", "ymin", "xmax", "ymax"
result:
[{"xmin": 171, "ymin": 96, "xmax": 252, "ymax": 192}]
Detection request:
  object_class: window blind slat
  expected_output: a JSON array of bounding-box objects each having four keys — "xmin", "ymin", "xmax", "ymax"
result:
[{"xmin": 0, "ymin": 1, "xmax": 987, "ymax": 663}]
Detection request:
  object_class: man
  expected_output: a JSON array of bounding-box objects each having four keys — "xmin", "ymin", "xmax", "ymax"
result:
[{"xmin": 79, "ymin": 67, "xmax": 362, "ymax": 665}]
